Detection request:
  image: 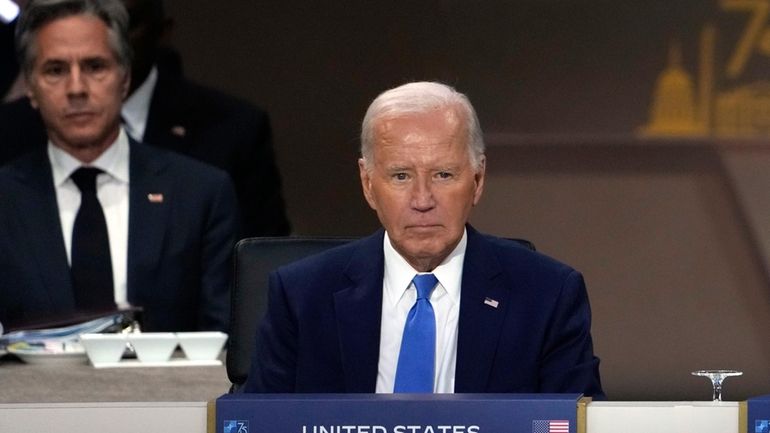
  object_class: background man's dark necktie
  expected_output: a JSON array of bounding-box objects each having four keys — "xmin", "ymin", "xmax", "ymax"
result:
[{"xmin": 70, "ymin": 167, "xmax": 115, "ymax": 311}]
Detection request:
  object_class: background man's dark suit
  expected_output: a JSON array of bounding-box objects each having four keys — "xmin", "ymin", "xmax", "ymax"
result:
[
  {"xmin": 0, "ymin": 54, "xmax": 290, "ymax": 238},
  {"xmin": 0, "ymin": 97, "xmax": 46, "ymax": 166},
  {"xmin": 141, "ymin": 53, "xmax": 290, "ymax": 237},
  {"xmin": 243, "ymin": 226, "xmax": 605, "ymax": 398},
  {"xmin": 0, "ymin": 140, "xmax": 238, "ymax": 332}
]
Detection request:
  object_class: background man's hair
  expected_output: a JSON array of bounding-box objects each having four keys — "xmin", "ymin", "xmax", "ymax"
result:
[{"xmin": 16, "ymin": 0, "xmax": 131, "ymax": 77}]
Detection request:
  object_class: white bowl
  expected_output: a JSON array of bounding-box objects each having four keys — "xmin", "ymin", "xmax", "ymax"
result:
[
  {"xmin": 176, "ymin": 332, "xmax": 228, "ymax": 361},
  {"xmin": 128, "ymin": 333, "xmax": 178, "ymax": 363},
  {"xmin": 80, "ymin": 333, "xmax": 127, "ymax": 365}
]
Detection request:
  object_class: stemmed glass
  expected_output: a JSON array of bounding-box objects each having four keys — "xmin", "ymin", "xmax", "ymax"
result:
[{"xmin": 691, "ymin": 370, "xmax": 743, "ymax": 401}]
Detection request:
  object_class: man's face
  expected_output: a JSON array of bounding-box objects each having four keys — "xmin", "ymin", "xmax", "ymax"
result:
[
  {"xmin": 123, "ymin": 0, "xmax": 164, "ymax": 93},
  {"xmin": 359, "ymin": 107, "xmax": 485, "ymax": 272},
  {"xmin": 26, "ymin": 14, "xmax": 129, "ymax": 153}
]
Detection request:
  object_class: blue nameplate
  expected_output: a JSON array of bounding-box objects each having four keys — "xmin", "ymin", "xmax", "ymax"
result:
[
  {"xmin": 216, "ymin": 393, "xmax": 581, "ymax": 433},
  {"xmin": 749, "ymin": 394, "xmax": 770, "ymax": 433}
]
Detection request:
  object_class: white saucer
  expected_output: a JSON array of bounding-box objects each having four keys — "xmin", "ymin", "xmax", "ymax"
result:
[
  {"xmin": 92, "ymin": 359, "xmax": 222, "ymax": 369},
  {"xmin": 8, "ymin": 347, "xmax": 88, "ymax": 366}
]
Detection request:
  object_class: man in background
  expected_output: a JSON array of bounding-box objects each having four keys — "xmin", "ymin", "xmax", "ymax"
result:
[
  {"xmin": 0, "ymin": 1, "xmax": 20, "ymax": 100},
  {"xmin": 0, "ymin": 0, "xmax": 238, "ymax": 332},
  {"xmin": 0, "ymin": 0, "xmax": 290, "ymax": 238},
  {"xmin": 243, "ymin": 81, "xmax": 604, "ymax": 398}
]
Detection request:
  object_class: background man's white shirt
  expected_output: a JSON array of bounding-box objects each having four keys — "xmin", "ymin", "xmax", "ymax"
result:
[
  {"xmin": 121, "ymin": 66, "xmax": 157, "ymax": 141},
  {"xmin": 48, "ymin": 130, "xmax": 130, "ymax": 307}
]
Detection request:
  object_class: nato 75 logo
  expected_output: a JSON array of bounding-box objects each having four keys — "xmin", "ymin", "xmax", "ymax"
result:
[
  {"xmin": 224, "ymin": 420, "xmax": 249, "ymax": 433},
  {"xmin": 756, "ymin": 420, "xmax": 770, "ymax": 433}
]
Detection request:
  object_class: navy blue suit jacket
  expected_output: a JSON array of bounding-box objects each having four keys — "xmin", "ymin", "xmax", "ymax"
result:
[
  {"xmin": 0, "ymin": 140, "xmax": 239, "ymax": 332},
  {"xmin": 243, "ymin": 226, "xmax": 604, "ymax": 398}
]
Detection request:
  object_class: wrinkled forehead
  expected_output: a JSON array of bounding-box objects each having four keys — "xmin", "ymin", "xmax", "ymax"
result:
[
  {"xmin": 370, "ymin": 109, "xmax": 473, "ymax": 170},
  {"xmin": 33, "ymin": 15, "xmax": 111, "ymax": 55},
  {"xmin": 373, "ymin": 106, "xmax": 466, "ymax": 139}
]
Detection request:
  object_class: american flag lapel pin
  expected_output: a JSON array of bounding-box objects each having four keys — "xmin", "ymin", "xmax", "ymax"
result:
[
  {"xmin": 147, "ymin": 193, "xmax": 164, "ymax": 203},
  {"xmin": 170, "ymin": 125, "xmax": 186, "ymax": 137},
  {"xmin": 483, "ymin": 297, "xmax": 499, "ymax": 308}
]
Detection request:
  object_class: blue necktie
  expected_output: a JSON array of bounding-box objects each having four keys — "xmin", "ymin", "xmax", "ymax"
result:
[{"xmin": 394, "ymin": 273, "xmax": 438, "ymax": 393}]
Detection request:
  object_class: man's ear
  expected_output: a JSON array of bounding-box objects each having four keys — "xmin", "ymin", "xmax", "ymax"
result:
[
  {"xmin": 121, "ymin": 70, "xmax": 131, "ymax": 100},
  {"xmin": 359, "ymin": 158, "xmax": 377, "ymax": 211},
  {"xmin": 26, "ymin": 79, "xmax": 39, "ymax": 109},
  {"xmin": 472, "ymin": 155, "xmax": 486, "ymax": 206}
]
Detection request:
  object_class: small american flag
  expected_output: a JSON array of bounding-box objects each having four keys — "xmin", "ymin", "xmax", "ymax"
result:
[
  {"xmin": 532, "ymin": 420, "xmax": 569, "ymax": 433},
  {"xmin": 483, "ymin": 297, "xmax": 499, "ymax": 308},
  {"xmin": 147, "ymin": 193, "xmax": 164, "ymax": 203}
]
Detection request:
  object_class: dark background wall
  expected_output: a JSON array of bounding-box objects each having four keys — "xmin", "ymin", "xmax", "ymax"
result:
[
  {"xmin": 164, "ymin": 0, "xmax": 770, "ymax": 400},
  {"xmin": 164, "ymin": 0, "xmax": 763, "ymax": 234}
]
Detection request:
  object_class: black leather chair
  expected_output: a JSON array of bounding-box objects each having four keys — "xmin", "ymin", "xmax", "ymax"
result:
[
  {"xmin": 226, "ymin": 236, "xmax": 355, "ymax": 391},
  {"xmin": 226, "ymin": 235, "xmax": 535, "ymax": 392}
]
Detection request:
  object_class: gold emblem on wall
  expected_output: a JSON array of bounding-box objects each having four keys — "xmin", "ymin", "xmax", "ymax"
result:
[{"xmin": 641, "ymin": 0, "xmax": 770, "ymax": 138}]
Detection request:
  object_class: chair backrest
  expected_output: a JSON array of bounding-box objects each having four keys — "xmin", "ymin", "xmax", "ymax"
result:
[
  {"xmin": 226, "ymin": 235, "xmax": 534, "ymax": 391},
  {"xmin": 226, "ymin": 236, "xmax": 356, "ymax": 390}
]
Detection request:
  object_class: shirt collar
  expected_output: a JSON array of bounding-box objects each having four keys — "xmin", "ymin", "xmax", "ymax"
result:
[
  {"xmin": 48, "ymin": 128, "xmax": 131, "ymax": 187},
  {"xmin": 122, "ymin": 65, "xmax": 158, "ymax": 140},
  {"xmin": 382, "ymin": 228, "xmax": 467, "ymax": 307}
]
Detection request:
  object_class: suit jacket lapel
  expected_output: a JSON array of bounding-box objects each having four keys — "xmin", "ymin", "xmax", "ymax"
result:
[
  {"xmin": 12, "ymin": 151, "xmax": 75, "ymax": 308},
  {"xmin": 126, "ymin": 140, "xmax": 170, "ymax": 301},
  {"xmin": 454, "ymin": 226, "xmax": 511, "ymax": 392},
  {"xmin": 334, "ymin": 231, "xmax": 385, "ymax": 392},
  {"xmin": 144, "ymin": 66, "xmax": 188, "ymax": 151}
]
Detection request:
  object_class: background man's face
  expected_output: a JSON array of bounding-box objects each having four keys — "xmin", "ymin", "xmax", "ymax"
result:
[
  {"xmin": 26, "ymin": 14, "xmax": 129, "ymax": 152},
  {"xmin": 359, "ymin": 107, "xmax": 485, "ymax": 271},
  {"xmin": 123, "ymin": 0, "xmax": 165, "ymax": 93}
]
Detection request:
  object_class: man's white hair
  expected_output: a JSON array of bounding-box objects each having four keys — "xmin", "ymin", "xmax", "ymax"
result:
[{"xmin": 360, "ymin": 81, "xmax": 485, "ymax": 171}]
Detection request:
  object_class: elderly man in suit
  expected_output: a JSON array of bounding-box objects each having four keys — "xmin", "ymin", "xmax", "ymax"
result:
[
  {"xmin": 243, "ymin": 82, "xmax": 604, "ymax": 398},
  {"xmin": 0, "ymin": 0, "xmax": 238, "ymax": 332},
  {"xmin": 0, "ymin": 0, "xmax": 290, "ymax": 238}
]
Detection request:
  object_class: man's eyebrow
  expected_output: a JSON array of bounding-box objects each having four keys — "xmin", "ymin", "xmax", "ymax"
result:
[
  {"xmin": 40, "ymin": 58, "xmax": 67, "ymax": 65},
  {"xmin": 385, "ymin": 165, "xmax": 411, "ymax": 172},
  {"xmin": 81, "ymin": 56, "xmax": 111, "ymax": 63}
]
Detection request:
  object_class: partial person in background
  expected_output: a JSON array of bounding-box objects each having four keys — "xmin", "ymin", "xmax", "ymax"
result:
[
  {"xmin": 0, "ymin": 0, "xmax": 238, "ymax": 332},
  {"xmin": 243, "ymin": 82, "xmax": 604, "ymax": 397},
  {"xmin": 0, "ymin": 0, "xmax": 29, "ymax": 164},
  {"xmin": 0, "ymin": 0, "xmax": 290, "ymax": 238},
  {"xmin": 0, "ymin": 1, "xmax": 20, "ymax": 100}
]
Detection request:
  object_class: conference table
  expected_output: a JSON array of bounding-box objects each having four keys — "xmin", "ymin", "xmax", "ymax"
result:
[
  {"xmin": 0, "ymin": 353, "xmax": 749, "ymax": 433},
  {"xmin": 0, "ymin": 351, "xmax": 227, "ymax": 432}
]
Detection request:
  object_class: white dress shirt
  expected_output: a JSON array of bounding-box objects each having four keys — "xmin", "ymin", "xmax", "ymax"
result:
[
  {"xmin": 121, "ymin": 66, "xmax": 157, "ymax": 141},
  {"xmin": 48, "ymin": 130, "xmax": 131, "ymax": 307},
  {"xmin": 376, "ymin": 229, "xmax": 467, "ymax": 393}
]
